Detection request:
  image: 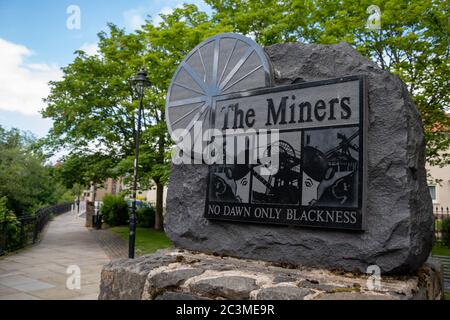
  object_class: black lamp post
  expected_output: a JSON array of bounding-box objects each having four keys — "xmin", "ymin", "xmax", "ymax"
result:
[{"xmin": 128, "ymin": 68, "xmax": 151, "ymax": 259}]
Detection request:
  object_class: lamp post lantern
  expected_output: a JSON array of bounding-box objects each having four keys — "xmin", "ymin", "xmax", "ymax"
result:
[{"xmin": 128, "ymin": 68, "xmax": 151, "ymax": 259}]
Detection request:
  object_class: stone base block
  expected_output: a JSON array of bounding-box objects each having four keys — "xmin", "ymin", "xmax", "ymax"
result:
[{"xmin": 99, "ymin": 249, "xmax": 444, "ymax": 300}]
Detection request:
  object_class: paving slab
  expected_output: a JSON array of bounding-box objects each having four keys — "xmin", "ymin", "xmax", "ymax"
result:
[
  {"xmin": 69, "ymin": 293, "xmax": 99, "ymax": 300},
  {"xmin": 30, "ymin": 286, "xmax": 85, "ymax": 300},
  {"xmin": 0, "ymin": 292, "xmax": 40, "ymax": 300},
  {"xmin": 0, "ymin": 284, "xmax": 21, "ymax": 296},
  {"xmin": 0, "ymin": 275, "xmax": 37, "ymax": 287},
  {"xmin": 90, "ymin": 229, "xmax": 128, "ymax": 259},
  {"xmin": 0, "ymin": 211, "xmax": 111, "ymax": 300},
  {"xmin": 12, "ymin": 280, "xmax": 55, "ymax": 292}
]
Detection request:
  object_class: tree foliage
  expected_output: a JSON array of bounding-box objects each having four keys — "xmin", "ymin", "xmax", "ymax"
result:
[
  {"xmin": 207, "ymin": 0, "xmax": 449, "ymax": 165},
  {"xmin": 42, "ymin": 5, "xmax": 230, "ymax": 229},
  {"xmin": 43, "ymin": 1, "xmax": 449, "ymax": 231},
  {"xmin": 0, "ymin": 126, "xmax": 70, "ymax": 216},
  {"xmin": 100, "ymin": 194, "xmax": 129, "ymax": 227}
]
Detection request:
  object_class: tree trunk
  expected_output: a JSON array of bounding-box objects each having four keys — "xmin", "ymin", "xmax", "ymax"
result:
[
  {"xmin": 154, "ymin": 128, "xmax": 166, "ymax": 231},
  {"xmin": 154, "ymin": 182, "xmax": 164, "ymax": 230}
]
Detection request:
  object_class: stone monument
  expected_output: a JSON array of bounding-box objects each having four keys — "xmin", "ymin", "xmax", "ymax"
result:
[
  {"xmin": 164, "ymin": 34, "xmax": 433, "ymax": 274},
  {"xmin": 99, "ymin": 33, "xmax": 442, "ymax": 300}
]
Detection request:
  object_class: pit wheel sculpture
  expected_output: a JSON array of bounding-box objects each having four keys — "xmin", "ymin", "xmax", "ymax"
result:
[{"xmin": 166, "ymin": 33, "xmax": 273, "ymax": 156}]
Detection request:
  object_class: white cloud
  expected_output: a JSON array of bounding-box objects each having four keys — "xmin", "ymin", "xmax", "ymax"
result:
[
  {"xmin": 123, "ymin": 2, "xmax": 186, "ymax": 30},
  {"xmin": 152, "ymin": 6, "xmax": 177, "ymax": 26},
  {"xmin": 79, "ymin": 42, "xmax": 99, "ymax": 56},
  {"xmin": 0, "ymin": 38, "xmax": 62, "ymax": 116},
  {"xmin": 123, "ymin": 8, "xmax": 147, "ymax": 31}
]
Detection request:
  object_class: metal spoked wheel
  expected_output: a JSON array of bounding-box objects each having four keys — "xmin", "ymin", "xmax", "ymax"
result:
[{"xmin": 166, "ymin": 33, "xmax": 273, "ymax": 156}]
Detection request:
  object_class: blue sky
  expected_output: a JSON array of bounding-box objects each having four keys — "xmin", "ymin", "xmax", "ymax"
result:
[{"xmin": 0, "ymin": 0, "xmax": 210, "ymax": 137}]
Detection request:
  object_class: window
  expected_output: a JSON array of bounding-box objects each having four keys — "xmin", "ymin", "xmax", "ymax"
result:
[{"xmin": 429, "ymin": 186, "xmax": 436, "ymax": 201}]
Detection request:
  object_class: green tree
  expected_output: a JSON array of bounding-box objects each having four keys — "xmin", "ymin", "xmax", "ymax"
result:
[
  {"xmin": 207, "ymin": 0, "xmax": 450, "ymax": 165},
  {"xmin": 44, "ymin": 1, "xmax": 448, "ymax": 233},
  {"xmin": 0, "ymin": 196, "xmax": 21, "ymax": 249},
  {"xmin": 56, "ymin": 152, "xmax": 115, "ymax": 205},
  {"xmin": 137, "ymin": 4, "xmax": 231, "ymax": 228},
  {"xmin": 0, "ymin": 126, "xmax": 68, "ymax": 215},
  {"xmin": 42, "ymin": 5, "xmax": 230, "ymax": 230}
]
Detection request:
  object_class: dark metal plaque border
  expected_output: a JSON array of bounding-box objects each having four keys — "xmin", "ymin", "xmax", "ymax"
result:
[{"xmin": 204, "ymin": 75, "xmax": 368, "ymax": 231}]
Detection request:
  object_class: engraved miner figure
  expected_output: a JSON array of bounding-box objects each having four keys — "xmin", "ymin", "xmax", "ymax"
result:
[{"xmin": 302, "ymin": 128, "xmax": 359, "ymax": 208}]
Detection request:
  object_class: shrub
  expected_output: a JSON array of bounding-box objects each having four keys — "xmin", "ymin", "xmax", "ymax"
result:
[
  {"xmin": 442, "ymin": 218, "xmax": 450, "ymax": 247},
  {"xmin": 137, "ymin": 206, "xmax": 156, "ymax": 228},
  {"xmin": 58, "ymin": 190, "xmax": 76, "ymax": 204},
  {"xmin": 0, "ymin": 196, "xmax": 21, "ymax": 250},
  {"xmin": 100, "ymin": 194, "xmax": 129, "ymax": 226}
]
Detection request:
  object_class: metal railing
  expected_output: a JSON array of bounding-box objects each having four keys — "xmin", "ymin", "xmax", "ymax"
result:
[
  {"xmin": 0, "ymin": 202, "xmax": 72, "ymax": 255},
  {"xmin": 434, "ymin": 206, "xmax": 450, "ymax": 244}
]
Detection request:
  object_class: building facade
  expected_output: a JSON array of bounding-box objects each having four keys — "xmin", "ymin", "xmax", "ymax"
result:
[
  {"xmin": 427, "ymin": 163, "xmax": 450, "ymax": 214},
  {"xmin": 83, "ymin": 178, "xmax": 126, "ymax": 202},
  {"xmin": 82, "ymin": 178, "xmax": 167, "ymax": 207}
]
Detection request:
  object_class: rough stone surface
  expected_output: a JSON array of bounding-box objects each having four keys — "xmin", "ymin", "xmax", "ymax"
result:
[
  {"xmin": 98, "ymin": 249, "xmax": 178, "ymax": 300},
  {"xmin": 273, "ymin": 275, "xmax": 296, "ymax": 284},
  {"xmin": 164, "ymin": 42, "xmax": 433, "ymax": 274},
  {"xmin": 298, "ymin": 280, "xmax": 337, "ymax": 292},
  {"xmin": 254, "ymin": 286, "xmax": 312, "ymax": 300},
  {"xmin": 98, "ymin": 249, "xmax": 444, "ymax": 300},
  {"xmin": 142, "ymin": 267, "xmax": 204, "ymax": 299},
  {"xmin": 188, "ymin": 276, "xmax": 258, "ymax": 300},
  {"xmin": 155, "ymin": 292, "xmax": 209, "ymax": 300},
  {"xmin": 414, "ymin": 257, "xmax": 445, "ymax": 300},
  {"xmin": 317, "ymin": 292, "xmax": 399, "ymax": 300}
]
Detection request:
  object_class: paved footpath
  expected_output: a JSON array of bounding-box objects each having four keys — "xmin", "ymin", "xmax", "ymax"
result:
[
  {"xmin": 433, "ymin": 255, "xmax": 450, "ymax": 297},
  {"xmin": 0, "ymin": 211, "xmax": 111, "ymax": 300}
]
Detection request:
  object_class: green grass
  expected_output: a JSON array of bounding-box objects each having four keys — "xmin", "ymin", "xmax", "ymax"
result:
[
  {"xmin": 432, "ymin": 244, "xmax": 450, "ymax": 256},
  {"xmin": 110, "ymin": 226, "xmax": 173, "ymax": 255}
]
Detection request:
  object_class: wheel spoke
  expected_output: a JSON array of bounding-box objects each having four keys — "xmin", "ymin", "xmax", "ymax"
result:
[
  {"xmin": 182, "ymin": 63, "xmax": 210, "ymax": 93},
  {"xmin": 198, "ymin": 49, "xmax": 207, "ymax": 82},
  {"xmin": 181, "ymin": 103, "xmax": 209, "ymax": 140},
  {"xmin": 218, "ymin": 39, "xmax": 238, "ymax": 86},
  {"xmin": 191, "ymin": 107, "xmax": 211, "ymax": 146},
  {"xmin": 223, "ymin": 65, "xmax": 263, "ymax": 92},
  {"xmin": 173, "ymin": 82, "xmax": 205, "ymax": 96},
  {"xmin": 212, "ymin": 39, "xmax": 220, "ymax": 86},
  {"xmin": 171, "ymin": 102, "xmax": 205, "ymax": 126},
  {"xmin": 168, "ymin": 96, "xmax": 207, "ymax": 108},
  {"xmin": 219, "ymin": 46, "xmax": 254, "ymax": 91}
]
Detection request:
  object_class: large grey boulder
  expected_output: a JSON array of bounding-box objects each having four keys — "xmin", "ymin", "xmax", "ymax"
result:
[{"xmin": 164, "ymin": 42, "xmax": 433, "ymax": 274}]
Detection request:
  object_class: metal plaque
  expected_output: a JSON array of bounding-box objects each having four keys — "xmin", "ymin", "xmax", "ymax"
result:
[{"xmin": 204, "ymin": 75, "xmax": 368, "ymax": 230}]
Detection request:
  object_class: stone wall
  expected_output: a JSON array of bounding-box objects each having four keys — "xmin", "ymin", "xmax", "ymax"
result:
[{"xmin": 99, "ymin": 249, "xmax": 444, "ymax": 300}]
